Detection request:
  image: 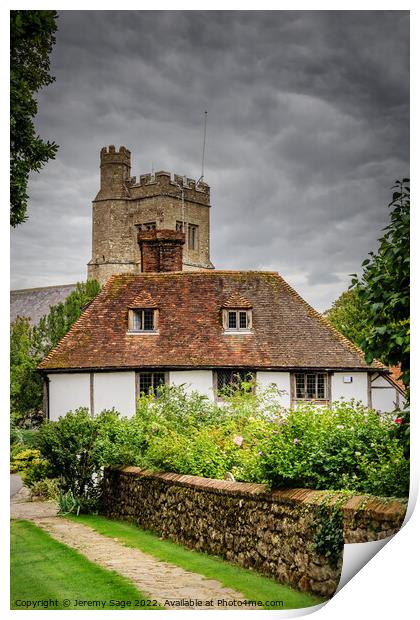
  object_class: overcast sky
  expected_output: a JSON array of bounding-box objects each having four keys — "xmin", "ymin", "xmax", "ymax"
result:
[{"xmin": 10, "ymin": 10, "xmax": 409, "ymax": 311}]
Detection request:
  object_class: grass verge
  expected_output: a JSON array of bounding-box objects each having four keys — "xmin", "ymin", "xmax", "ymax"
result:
[
  {"xmin": 10, "ymin": 520, "xmax": 162, "ymax": 610},
  {"xmin": 68, "ymin": 514, "xmax": 325, "ymax": 610}
]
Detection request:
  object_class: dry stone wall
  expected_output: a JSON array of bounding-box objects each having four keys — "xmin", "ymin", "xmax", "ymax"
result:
[{"xmin": 103, "ymin": 467, "xmax": 406, "ymax": 598}]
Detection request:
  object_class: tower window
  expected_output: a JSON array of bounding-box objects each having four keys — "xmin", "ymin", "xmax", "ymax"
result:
[
  {"xmin": 138, "ymin": 222, "xmax": 156, "ymax": 231},
  {"xmin": 128, "ymin": 308, "xmax": 157, "ymax": 332},
  {"xmin": 188, "ymin": 224, "xmax": 198, "ymax": 250},
  {"xmin": 176, "ymin": 222, "xmax": 198, "ymax": 250},
  {"xmin": 223, "ymin": 309, "xmax": 252, "ymax": 332}
]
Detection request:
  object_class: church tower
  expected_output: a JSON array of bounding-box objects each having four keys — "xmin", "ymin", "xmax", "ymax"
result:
[{"xmin": 87, "ymin": 145, "xmax": 214, "ymax": 285}]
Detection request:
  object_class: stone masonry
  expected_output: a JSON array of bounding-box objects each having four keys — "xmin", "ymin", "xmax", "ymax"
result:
[
  {"xmin": 88, "ymin": 146, "xmax": 214, "ymax": 285},
  {"xmin": 103, "ymin": 467, "xmax": 407, "ymax": 599}
]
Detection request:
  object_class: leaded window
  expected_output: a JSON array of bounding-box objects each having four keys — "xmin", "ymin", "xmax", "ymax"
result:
[
  {"xmin": 224, "ymin": 309, "xmax": 252, "ymax": 331},
  {"xmin": 129, "ymin": 308, "xmax": 156, "ymax": 332},
  {"xmin": 215, "ymin": 369, "xmax": 255, "ymax": 398},
  {"xmin": 294, "ymin": 373, "xmax": 327, "ymax": 400},
  {"xmin": 138, "ymin": 372, "xmax": 166, "ymax": 396}
]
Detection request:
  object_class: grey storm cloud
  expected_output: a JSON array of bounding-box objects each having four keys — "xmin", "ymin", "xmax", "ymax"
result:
[{"xmin": 10, "ymin": 10, "xmax": 409, "ymax": 311}]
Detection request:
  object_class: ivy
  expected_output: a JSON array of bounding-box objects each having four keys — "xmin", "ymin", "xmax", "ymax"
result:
[{"xmin": 312, "ymin": 491, "xmax": 352, "ymax": 566}]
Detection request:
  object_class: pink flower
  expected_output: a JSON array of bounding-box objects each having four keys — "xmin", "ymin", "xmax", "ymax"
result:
[
  {"xmin": 233, "ymin": 435, "xmax": 243, "ymax": 447},
  {"xmin": 293, "ymin": 438, "xmax": 299, "ymax": 445},
  {"xmin": 394, "ymin": 417, "xmax": 403, "ymax": 425}
]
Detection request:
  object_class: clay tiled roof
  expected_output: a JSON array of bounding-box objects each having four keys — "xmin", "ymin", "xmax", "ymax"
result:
[
  {"xmin": 388, "ymin": 365, "xmax": 405, "ymax": 393},
  {"xmin": 128, "ymin": 291, "xmax": 158, "ymax": 308},
  {"xmin": 39, "ymin": 271, "xmax": 385, "ymax": 371},
  {"xmin": 221, "ymin": 292, "xmax": 252, "ymax": 308}
]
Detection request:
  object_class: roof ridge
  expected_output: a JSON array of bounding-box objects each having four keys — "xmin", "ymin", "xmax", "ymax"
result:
[
  {"xmin": 108, "ymin": 270, "xmax": 279, "ymax": 278},
  {"xmin": 274, "ymin": 274, "xmax": 384, "ymax": 369},
  {"xmin": 11, "ymin": 283, "xmax": 77, "ymax": 294},
  {"xmin": 38, "ymin": 277, "xmax": 116, "ymax": 369}
]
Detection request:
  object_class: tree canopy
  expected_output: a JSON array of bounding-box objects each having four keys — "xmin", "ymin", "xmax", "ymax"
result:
[
  {"xmin": 324, "ymin": 288, "xmax": 370, "ymax": 350},
  {"xmin": 351, "ymin": 179, "xmax": 409, "ymax": 388},
  {"xmin": 10, "ymin": 10, "xmax": 59, "ymax": 227}
]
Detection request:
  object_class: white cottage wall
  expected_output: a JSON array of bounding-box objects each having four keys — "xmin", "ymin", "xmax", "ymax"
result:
[
  {"xmin": 48, "ymin": 373, "xmax": 90, "ymax": 421},
  {"xmin": 93, "ymin": 372, "xmax": 136, "ymax": 418},
  {"xmin": 371, "ymin": 375, "xmax": 401, "ymax": 412},
  {"xmin": 371, "ymin": 387, "xmax": 400, "ymax": 412},
  {"xmin": 256, "ymin": 371, "xmax": 291, "ymax": 407},
  {"xmin": 169, "ymin": 370, "xmax": 214, "ymax": 399},
  {"xmin": 331, "ymin": 372, "xmax": 368, "ymax": 406}
]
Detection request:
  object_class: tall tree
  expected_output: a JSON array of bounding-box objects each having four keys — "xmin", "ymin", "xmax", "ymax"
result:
[
  {"xmin": 10, "ymin": 10, "xmax": 59, "ymax": 227},
  {"xmin": 352, "ymin": 179, "xmax": 410, "ymax": 388},
  {"xmin": 324, "ymin": 288, "xmax": 370, "ymax": 349}
]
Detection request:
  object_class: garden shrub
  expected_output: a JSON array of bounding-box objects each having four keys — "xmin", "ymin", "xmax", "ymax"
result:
[
  {"xmin": 30, "ymin": 477, "xmax": 60, "ymax": 500},
  {"xmin": 57, "ymin": 490, "xmax": 83, "ymax": 515},
  {"xmin": 37, "ymin": 407, "xmax": 148, "ymax": 511},
  {"xmin": 139, "ymin": 383, "xmax": 283, "ymax": 482},
  {"xmin": 28, "ymin": 386, "xmax": 409, "ymax": 509},
  {"xmin": 10, "ymin": 448, "xmax": 53, "ymax": 487},
  {"xmin": 38, "ymin": 408, "xmax": 119, "ymax": 508},
  {"xmin": 258, "ymin": 400, "xmax": 409, "ymax": 496},
  {"xmin": 10, "ymin": 428, "xmax": 41, "ymax": 449}
]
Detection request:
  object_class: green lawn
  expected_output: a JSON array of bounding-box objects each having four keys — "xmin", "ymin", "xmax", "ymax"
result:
[
  {"xmin": 10, "ymin": 520, "xmax": 162, "ymax": 610},
  {"xmin": 69, "ymin": 514, "xmax": 325, "ymax": 610}
]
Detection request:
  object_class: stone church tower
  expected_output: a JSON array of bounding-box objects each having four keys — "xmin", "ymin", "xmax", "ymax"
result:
[{"xmin": 87, "ymin": 145, "xmax": 214, "ymax": 285}]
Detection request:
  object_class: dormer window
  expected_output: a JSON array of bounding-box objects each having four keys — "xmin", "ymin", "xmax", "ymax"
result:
[
  {"xmin": 223, "ymin": 308, "xmax": 252, "ymax": 332},
  {"xmin": 128, "ymin": 308, "xmax": 158, "ymax": 333}
]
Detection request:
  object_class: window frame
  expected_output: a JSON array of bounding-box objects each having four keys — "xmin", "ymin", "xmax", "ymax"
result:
[
  {"xmin": 138, "ymin": 221, "xmax": 157, "ymax": 231},
  {"xmin": 135, "ymin": 370, "xmax": 168, "ymax": 398},
  {"xmin": 222, "ymin": 308, "xmax": 252, "ymax": 332},
  {"xmin": 213, "ymin": 369, "xmax": 256, "ymax": 401},
  {"xmin": 128, "ymin": 308, "xmax": 158, "ymax": 333},
  {"xmin": 187, "ymin": 223, "xmax": 198, "ymax": 250},
  {"xmin": 292, "ymin": 372, "xmax": 330, "ymax": 404}
]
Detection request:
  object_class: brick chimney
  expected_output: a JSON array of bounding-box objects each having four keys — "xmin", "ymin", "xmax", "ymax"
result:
[{"xmin": 138, "ymin": 229, "xmax": 185, "ymax": 272}]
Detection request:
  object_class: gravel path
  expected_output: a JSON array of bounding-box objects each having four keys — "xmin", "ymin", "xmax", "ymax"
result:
[{"xmin": 11, "ymin": 498, "xmax": 252, "ymax": 610}]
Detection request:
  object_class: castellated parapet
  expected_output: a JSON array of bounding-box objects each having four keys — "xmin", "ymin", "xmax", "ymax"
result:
[{"xmin": 88, "ymin": 145, "xmax": 213, "ymax": 285}]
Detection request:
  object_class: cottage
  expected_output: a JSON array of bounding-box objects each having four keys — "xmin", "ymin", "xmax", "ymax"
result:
[
  {"xmin": 38, "ymin": 146, "xmax": 403, "ymax": 419},
  {"xmin": 39, "ymin": 241, "xmax": 403, "ymax": 419}
]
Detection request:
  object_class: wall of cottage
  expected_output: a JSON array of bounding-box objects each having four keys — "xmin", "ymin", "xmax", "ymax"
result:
[
  {"xmin": 93, "ymin": 372, "xmax": 136, "ymax": 417},
  {"xmin": 371, "ymin": 374, "xmax": 402, "ymax": 412},
  {"xmin": 331, "ymin": 372, "xmax": 368, "ymax": 405},
  {"xmin": 102, "ymin": 467, "xmax": 407, "ymax": 598},
  {"xmin": 48, "ymin": 373, "xmax": 90, "ymax": 420},
  {"xmin": 47, "ymin": 369, "xmax": 401, "ymax": 421}
]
